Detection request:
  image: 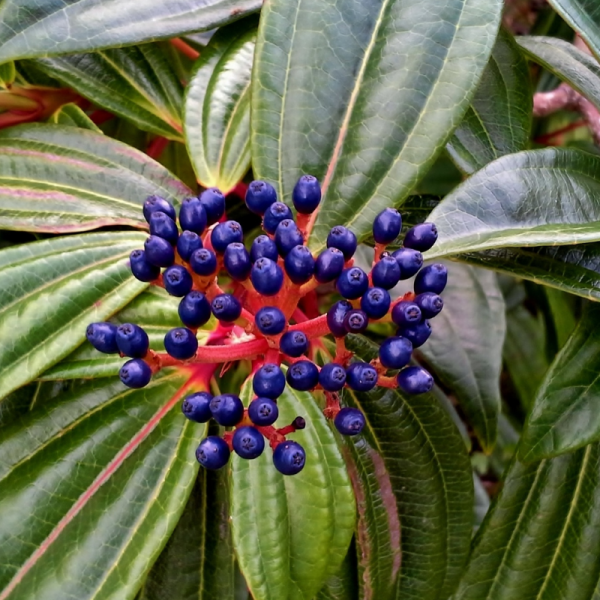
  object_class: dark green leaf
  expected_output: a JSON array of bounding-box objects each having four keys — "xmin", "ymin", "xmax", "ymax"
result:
[
  {"xmin": 251, "ymin": 0, "xmax": 503, "ymax": 251},
  {"xmin": 314, "ymin": 544, "xmax": 358, "ymax": 600},
  {"xmin": 0, "ymin": 0, "xmax": 262, "ymax": 62},
  {"xmin": 473, "ymin": 475, "xmax": 490, "ymax": 534},
  {"xmin": 184, "ymin": 21, "xmax": 256, "ymax": 192},
  {"xmin": 447, "ymin": 30, "xmax": 532, "ymax": 174},
  {"xmin": 31, "ymin": 44, "xmax": 184, "ymax": 139},
  {"xmin": 0, "ymin": 231, "xmax": 147, "ymax": 401},
  {"xmin": 0, "ymin": 123, "xmax": 192, "ymax": 233},
  {"xmin": 547, "ymin": 0, "xmax": 600, "ymax": 62}
]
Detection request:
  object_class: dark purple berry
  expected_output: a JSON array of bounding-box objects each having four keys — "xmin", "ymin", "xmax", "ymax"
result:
[
  {"xmin": 343, "ymin": 309, "xmax": 368, "ymax": 334},
  {"xmin": 116, "ymin": 323, "xmax": 149, "ymax": 358},
  {"xmin": 233, "ymin": 426, "xmax": 265, "ymax": 459},
  {"xmin": 319, "ymin": 363, "xmax": 347, "ymax": 392},
  {"xmin": 245, "ymin": 180, "xmax": 277, "ymax": 215},
  {"xmin": 179, "ymin": 197, "xmax": 207, "ymax": 234},
  {"xmin": 275, "ymin": 219, "xmax": 304, "ymax": 256},
  {"xmin": 178, "ymin": 291, "xmax": 211, "ymax": 328},
  {"xmin": 398, "ymin": 320, "xmax": 432, "ymax": 348},
  {"xmin": 346, "ymin": 362, "xmax": 378, "ymax": 392},
  {"xmin": 360, "ymin": 287, "xmax": 391, "ymax": 320},
  {"xmin": 284, "ymin": 245, "xmax": 315, "ymax": 284},
  {"xmin": 327, "ymin": 300, "xmax": 353, "ymax": 337},
  {"xmin": 149, "ymin": 211, "xmax": 179, "ymax": 244},
  {"xmin": 397, "ymin": 366, "xmax": 433, "ymax": 394},
  {"xmin": 251, "ymin": 257, "xmax": 284, "ymax": 296},
  {"xmin": 414, "ymin": 264, "xmax": 448, "ymax": 295},
  {"xmin": 315, "ymin": 247, "xmax": 345, "ymax": 283},
  {"xmin": 292, "ymin": 175, "xmax": 321, "ymax": 214},
  {"xmin": 144, "ymin": 235, "xmax": 175, "ymax": 267},
  {"xmin": 373, "ymin": 208, "xmax": 402, "ymax": 244},
  {"xmin": 164, "ymin": 327, "xmax": 198, "ymax": 360},
  {"xmin": 327, "ymin": 226, "xmax": 357, "ymax": 259},
  {"xmin": 334, "ymin": 407, "xmax": 365, "ymax": 436},
  {"xmin": 256, "ymin": 306, "xmax": 287, "ymax": 336},
  {"xmin": 286, "ymin": 360, "xmax": 319, "ymax": 391},
  {"xmin": 143, "ymin": 195, "xmax": 176, "ymax": 222},
  {"xmin": 392, "ymin": 248, "xmax": 423, "ymax": 279},
  {"xmin": 182, "ymin": 391, "xmax": 213, "ymax": 423},
  {"xmin": 371, "ymin": 256, "xmax": 401, "ymax": 289},
  {"xmin": 379, "ymin": 336, "xmax": 412, "ymax": 369},
  {"xmin": 190, "ymin": 248, "xmax": 217, "ymax": 277},
  {"xmin": 211, "ymin": 220, "xmax": 243, "ymax": 253},
  {"xmin": 273, "ymin": 440, "xmax": 306, "ymax": 475},
  {"xmin": 279, "ymin": 331, "xmax": 308, "ymax": 357},
  {"xmin": 177, "ymin": 231, "xmax": 203, "ymax": 262},
  {"xmin": 224, "ymin": 242, "xmax": 251, "ymax": 281},
  {"xmin": 211, "ymin": 294, "xmax": 242, "ymax": 322},
  {"xmin": 86, "ymin": 322, "xmax": 118, "ymax": 354},
  {"xmin": 404, "ymin": 223, "xmax": 438, "ymax": 252},
  {"xmin": 415, "ymin": 292, "xmax": 444, "ymax": 319},
  {"xmin": 248, "ymin": 397, "xmax": 279, "ymax": 426},
  {"xmin": 163, "ymin": 264, "xmax": 193, "ymax": 297},
  {"xmin": 130, "ymin": 249, "xmax": 160, "ymax": 282},
  {"xmin": 196, "ymin": 436, "xmax": 230, "ymax": 469},
  {"xmin": 199, "ymin": 188, "xmax": 225, "ymax": 225},
  {"xmin": 250, "ymin": 235, "xmax": 279, "ymax": 262},
  {"xmin": 253, "ymin": 364, "xmax": 286, "ymax": 399},
  {"xmin": 391, "ymin": 301, "xmax": 422, "ymax": 327},
  {"xmin": 263, "ymin": 202, "xmax": 293, "ymax": 234},
  {"xmin": 119, "ymin": 358, "xmax": 152, "ymax": 388},
  {"xmin": 209, "ymin": 394, "xmax": 244, "ymax": 426},
  {"xmin": 293, "ymin": 416, "xmax": 306, "ymax": 430},
  {"xmin": 336, "ymin": 267, "xmax": 368, "ymax": 300}
]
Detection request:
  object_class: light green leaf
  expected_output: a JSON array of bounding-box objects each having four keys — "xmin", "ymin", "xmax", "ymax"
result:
[
  {"xmin": 547, "ymin": 0, "xmax": 600, "ymax": 62},
  {"xmin": 0, "ymin": 61, "xmax": 16, "ymax": 87},
  {"xmin": 49, "ymin": 103, "xmax": 103, "ymax": 131},
  {"xmin": 251, "ymin": 0, "xmax": 503, "ymax": 251}
]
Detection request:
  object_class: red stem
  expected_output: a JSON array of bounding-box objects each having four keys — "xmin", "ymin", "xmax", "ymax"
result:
[{"xmin": 170, "ymin": 38, "xmax": 200, "ymax": 60}]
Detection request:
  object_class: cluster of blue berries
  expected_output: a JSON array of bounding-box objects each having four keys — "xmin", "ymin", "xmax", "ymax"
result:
[{"xmin": 85, "ymin": 174, "xmax": 446, "ymax": 476}]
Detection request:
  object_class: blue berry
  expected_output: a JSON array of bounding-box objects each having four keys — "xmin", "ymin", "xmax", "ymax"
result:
[
  {"xmin": 373, "ymin": 208, "xmax": 402, "ymax": 244},
  {"xmin": 319, "ymin": 363, "xmax": 347, "ymax": 392},
  {"xmin": 334, "ymin": 407, "xmax": 365, "ymax": 436},
  {"xmin": 327, "ymin": 300, "xmax": 353, "ymax": 337},
  {"xmin": 273, "ymin": 440, "xmax": 306, "ymax": 475},
  {"xmin": 275, "ymin": 220, "xmax": 304, "ymax": 256},
  {"xmin": 371, "ymin": 256, "xmax": 401, "ymax": 289},
  {"xmin": 397, "ymin": 366, "xmax": 433, "ymax": 395},
  {"xmin": 346, "ymin": 362, "xmax": 378, "ymax": 392},
  {"xmin": 179, "ymin": 197, "xmax": 207, "ymax": 234},
  {"xmin": 178, "ymin": 291, "xmax": 211, "ymax": 328},
  {"xmin": 190, "ymin": 248, "xmax": 217, "ymax": 276},
  {"xmin": 286, "ymin": 360, "xmax": 319, "ymax": 391},
  {"xmin": 336, "ymin": 267, "xmax": 368, "ymax": 300},
  {"xmin": 379, "ymin": 336, "xmax": 412, "ymax": 369},
  {"xmin": 414, "ymin": 264, "xmax": 448, "ymax": 295},
  {"xmin": 163, "ymin": 264, "xmax": 193, "ymax": 297},
  {"xmin": 211, "ymin": 294, "xmax": 242, "ymax": 322},
  {"xmin": 251, "ymin": 257, "xmax": 284, "ymax": 296},
  {"xmin": 149, "ymin": 211, "xmax": 179, "ymax": 244},
  {"xmin": 129, "ymin": 249, "xmax": 160, "ymax": 282},
  {"xmin": 398, "ymin": 320, "xmax": 432, "ymax": 348},
  {"xmin": 182, "ymin": 391, "xmax": 213, "ymax": 423},
  {"xmin": 404, "ymin": 223, "xmax": 438, "ymax": 252},
  {"xmin": 292, "ymin": 175, "xmax": 321, "ymax": 214},
  {"xmin": 315, "ymin": 247, "xmax": 345, "ymax": 283},
  {"xmin": 360, "ymin": 287, "xmax": 391, "ymax": 319},
  {"xmin": 253, "ymin": 364, "xmax": 286, "ymax": 398},
  {"xmin": 177, "ymin": 231, "xmax": 203, "ymax": 262},
  {"xmin": 233, "ymin": 426, "xmax": 265, "ymax": 459},
  {"xmin": 224, "ymin": 242, "xmax": 251, "ymax": 281},
  {"xmin": 279, "ymin": 331, "xmax": 308, "ymax": 357},
  {"xmin": 199, "ymin": 188, "xmax": 226, "ymax": 225},
  {"xmin": 196, "ymin": 436, "xmax": 230, "ymax": 469},
  {"xmin": 343, "ymin": 309, "xmax": 369, "ymax": 334},
  {"xmin": 391, "ymin": 301, "xmax": 422, "ymax": 327},
  {"xmin": 246, "ymin": 180, "xmax": 277, "ymax": 215},
  {"xmin": 119, "ymin": 358, "xmax": 152, "ymax": 388},
  {"xmin": 250, "ymin": 235, "xmax": 278, "ymax": 262},
  {"xmin": 86, "ymin": 322, "xmax": 118, "ymax": 354},
  {"xmin": 144, "ymin": 235, "xmax": 175, "ymax": 267},
  {"xmin": 248, "ymin": 397, "xmax": 279, "ymax": 426},
  {"xmin": 415, "ymin": 292, "xmax": 444, "ymax": 319},
  {"xmin": 211, "ymin": 220, "xmax": 243, "ymax": 253},
  {"xmin": 164, "ymin": 327, "xmax": 198, "ymax": 359},
  {"xmin": 264, "ymin": 202, "xmax": 293, "ymax": 234},
  {"xmin": 116, "ymin": 323, "xmax": 149, "ymax": 358},
  {"xmin": 284, "ymin": 245, "xmax": 315, "ymax": 284},
  {"xmin": 143, "ymin": 195, "xmax": 176, "ymax": 222},
  {"xmin": 209, "ymin": 394, "xmax": 244, "ymax": 426},
  {"xmin": 392, "ymin": 248, "xmax": 423, "ymax": 279},
  {"xmin": 256, "ymin": 306, "xmax": 287, "ymax": 336},
  {"xmin": 327, "ymin": 226, "xmax": 357, "ymax": 259}
]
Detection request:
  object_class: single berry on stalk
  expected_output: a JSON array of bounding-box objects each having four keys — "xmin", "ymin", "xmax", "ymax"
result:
[
  {"xmin": 264, "ymin": 202, "xmax": 293, "ymax": 234},
  {"xmin": 371, "ymin": 256, "xmax": 401, "ymax": 290},
  {"xmin": 130, "ymin": 249, "xmax": 160, "ymax": 282},
  {"xmin": 327, "ymin": 226, "xmax": 357, "ymax": 259},
  {"xmin": 224, "ymin": 243, "xmax": 251, "ymax": 281},
  {"xmin": 284, "ymin": 245, "xmax": 315, "ymax": 284},
  {"xmin": 398, "ymin": 320, "xmax": 432, "ymax": 348},
  {"xmin": 190, "ymin": 248, "xmax": 217, "ymax": 276},
  {"xmin": 337, "ymin": 267, "xmax": 368, "ymax": 300},
  {"xmin": 116, "ymin": 323, "xmax": 149, "ymax": 358},
  {"xmin": 253, "ymin": 364, "xmax": 286, "ymax": 399},
  {"xmin": 210, "ymin": 393, "xmax": 244, "ymax": 426},
  {"xmin": 327, "ymin": 300, "xmax": 353, "ymax": 337},
  {"xmin": 344, "ymin": 309, "xmax": 368, "ymax": 334},
  {"xmin": 233, "ymin": 426, "xmax": 265, "ymax": 459},
  {"xmin": 251, "ymin": 257, "xmax": 284, "ymax": 296},
  {"xmin": 177, "ymin": 231, "xmax": 203, "ymax": 262},
  {"xmin": 334, "ymin": 407, "xmax": 365, "ymax": 436},
  {"xmin": 292, "ymin": 175, "xmax": 322, "ymax": 214},
  {"xmin": 144, "ymin": 235, "xmax": 175, "ymax": 267},
  {"xmin": 199, "ymin": 188, "xmax": 225, "ymax": 225},
  {"xmin": 391, "ymin": 301, "xmax": 422, "ymax": 327},
  {"xmin": 275, "ymin": 219, "xmax": 304, "ymax": 256},
  {"xmin": 273, "ymin": 441, "xmax": 306, "ymax": 475},
  {"xmin": 256, "ymin": 306, "xmax": 287, "ymax": 336},
  {"xmin": 143, "ymin": 195, "xmax": 176, "ymax": 222},
  {"xmin": 403, "ymin": 223, "xmax": 438, "ymax": 252},
  {"xmin": 361, "ymin": 287, "xmax": 391, "ymax": 319},
  {"xmin": 415, "ymin": 292, "xmax": 444, "ymax": 319},
  {"xmin": 414, "ymin": 263, "xmax": 448, "ymax": 295},
  {"xmin": 392, "ymin": 248, "xmax": 423, "ymax": 279},
  {"xmin": 178, "ymin": 291, "xmax": 211, "ymax": 328},
  {"xmin": 315, "ymin": 247, "xmax": 345, "ymax": 283},
  {"xmin": 196, "ymin": 436, "xmax": 230, "ymax": 470},
  {"xmin": 164, "ymin": 327, "xmax": 198, "ymax": 360},
  {"xmin": 245, "ymin": 180, "xmax": 277, "ymax": 215},
  {"xmin": 346, "ymin": 362, "xmax": 378, "ymax": 392},
  {"xmin": 120, "ymin": 358, "xmax": 152, "ymax": 388},
  {"xmin": 211, "ymin": 293, "xmax": 242, "ymax": 322},
  {"xmin": 182, "ymin": 392, "xmax": 213, "ymax": 423},
  {"xmin": 248, "ymin": 397, "xmax": 279, "ymax": 426},
  {"xmin": 163, "ymin": 264, "xmax": 193, "ymax": 297},
  {"xmin": 86, "ymin": 322, "xmax": 119, "ymax": 354},
  {"xmin": 319, "ymin": 363, "xmax": 347, "ymax": 392},
  {"xmin": 397, "ymin": 366, "xmax": 434, "ymax": 395},
  {"xmin": 280, "ymin": 331, "xmax": 308, "ymax": 357},
  {"xmin": 373, "ymin": 208, "xmax": 402, "ymax": 244},
  {"xmin": 251, "ymin": 235, "xmax": 279, "ymax": 262},
  {"xmin": 149, "ymin": 211, "xmax": 179, "ymax": 244},
  {"xmin": 379, "ymin": 336, "xmax": 412, "ymax": 369},
  {"xmin": 286, "ymin": 360, "xmax": 319, "ymax": 391},
  {"xmin": 179, "ymin": 197, "xmax": 207, "ymax": 234},
  {"xmin": 211, "ymin": 220, "xmax": 243, "ymax": 253}
]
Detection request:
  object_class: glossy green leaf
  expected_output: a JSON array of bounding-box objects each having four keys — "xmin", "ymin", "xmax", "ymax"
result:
[
  {"xmin": 519, "ymin": 303, "xmax": 600, "ymax": 462},
  {"xmin": 344, "ymin": 335, "xmax": 473, "ymax": 600},
  {"xmin": 456, "ymin": 444, "xmax": 600, "ymax": 600},
  {"xmin": 0, "ymin": 231, "xmax": 147, "ymax": 401},
  {"xmin": 49, "ymin": 103, "xmax": 103, "ymax": 131},
  {"xmin": 31, "ymin": 43, "xmax": 183, "ymax": 140},
  {"xmin": 0, "ymin": 372, "xmax": 201, "ymax": 600},
  {"xmin": 427, "ymin": 148, "xmax": 600, "ymax": 259},
  {"xmin": 447, "ymin": 30, "xmax": 532, "ymax": 174},
  {"xmin": 517, "ymin": 36, "xmax": 600, "ymax": 112},
  {"xmin": 0, "ymin": 123, "xmax": 192, "ymax": 233},
  {"xmin": 0, "ymin": 0, "xmax": 262, "ymax": 62},
  {"xmin": 251, "ymin": 0, "xmax": 503, "ymax": 251},
  {"xmin": 184, "ymin": 21, "xmax": 256, "ymax": 192},
  {"xmin": 231, "ymin": 380, "xmax": 355, "ymax": 600},
  {"xmin": 417, "ymin": 262, "xmax": 505, "ymax": 451},
  {"xmin": 547, "ymin": 0, "xmax": 600, "ymax": 61}
]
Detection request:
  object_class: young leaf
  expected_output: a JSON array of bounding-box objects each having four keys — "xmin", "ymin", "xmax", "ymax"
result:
[
  {"xmin": 184, "ymin": 21, "xmax": 256, "ymax": 192},
  {"xmin": 0, "ymin": 231, "xmax": 147, "ymax": 401},
  {"xmin": 251, "ymin": 0, "xmax": 503, "ymax": 250},
  {"xmin": 0, "ymin": 123, "xmax": 192, "ymax": 233},
  {"xmin": 49, "ymin": 103, "xmax": 103, "ymax": 131},
  {"xmin": 0, "ymin": 373, "xmax": 201, "ymax": 600},
  {"xmin": 30, "ymin": 43, "xmax": 184, "ymax": 140}
]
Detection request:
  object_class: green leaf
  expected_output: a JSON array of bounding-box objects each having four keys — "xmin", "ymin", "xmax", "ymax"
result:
[
  {"xmin": 0, "ymin": 0, "xmax": 262, "ymax": 62},
  {"xmin": 0, "ymin": 123, "xmax": 192, "ymax": 233},
  {"xmin": 427, "ymin": 148, "xmax": 600, "ymax": 259},
  {"xmin": 455, "ymin": 444, "xmax": 600, "ymax": 600},
  {"xmin": 417, "ymin": 262, "xmax": 505, "ymax": 451},
  {"xmin": 314, "ymin": 545, "xmax": 358, "ymax": 600},
  {"xmin": 447, "ymin": 30, "xmax": 532, "ymax": 174},
  {"xmin": 49, "ymin": 103, "xmax": 103, "ymax": 131},
  {"xmin": 30, "ymin": 44, "xmax": 184, "ymax": 140},
  {"xmin": 231, "ymin": 379, "xmax": 355, "ymax": 600},
  {"xmin": 0, "ymin": 372, "xmax": 201, "ymax": 599},
  {"xmin": 251, "ymin": 0, "xmax": 503, "ymax": 251},
  {"xmin": 517, "ymin": 36, "xmax": 600, "ymax": 112},
  {"xmin": 547, "ymin": 0, "xmax": 600, "ymax": 62},
  {"xmin": 473, "ymin": 475, "xmax": 490, "ymax": 534},
  {"xmin": 0, "ymin": 231, "xmax": 147, "ymax": 401},
  {"xmin": 519, "ymin": 303, "xmax": 600, "ymax": 462},
  {"xmin": 0, "ymin": 61, "xmax": 16, "ymax": 87},
  {"xmin": 184, "ymin": 21, "xmax": 256, "ymax": 192}
]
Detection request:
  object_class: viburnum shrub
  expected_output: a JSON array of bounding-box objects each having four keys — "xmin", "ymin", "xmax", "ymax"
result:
[{"xmin": 3, "ymin": 0, "xmax": 600, "ymax": 599}]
